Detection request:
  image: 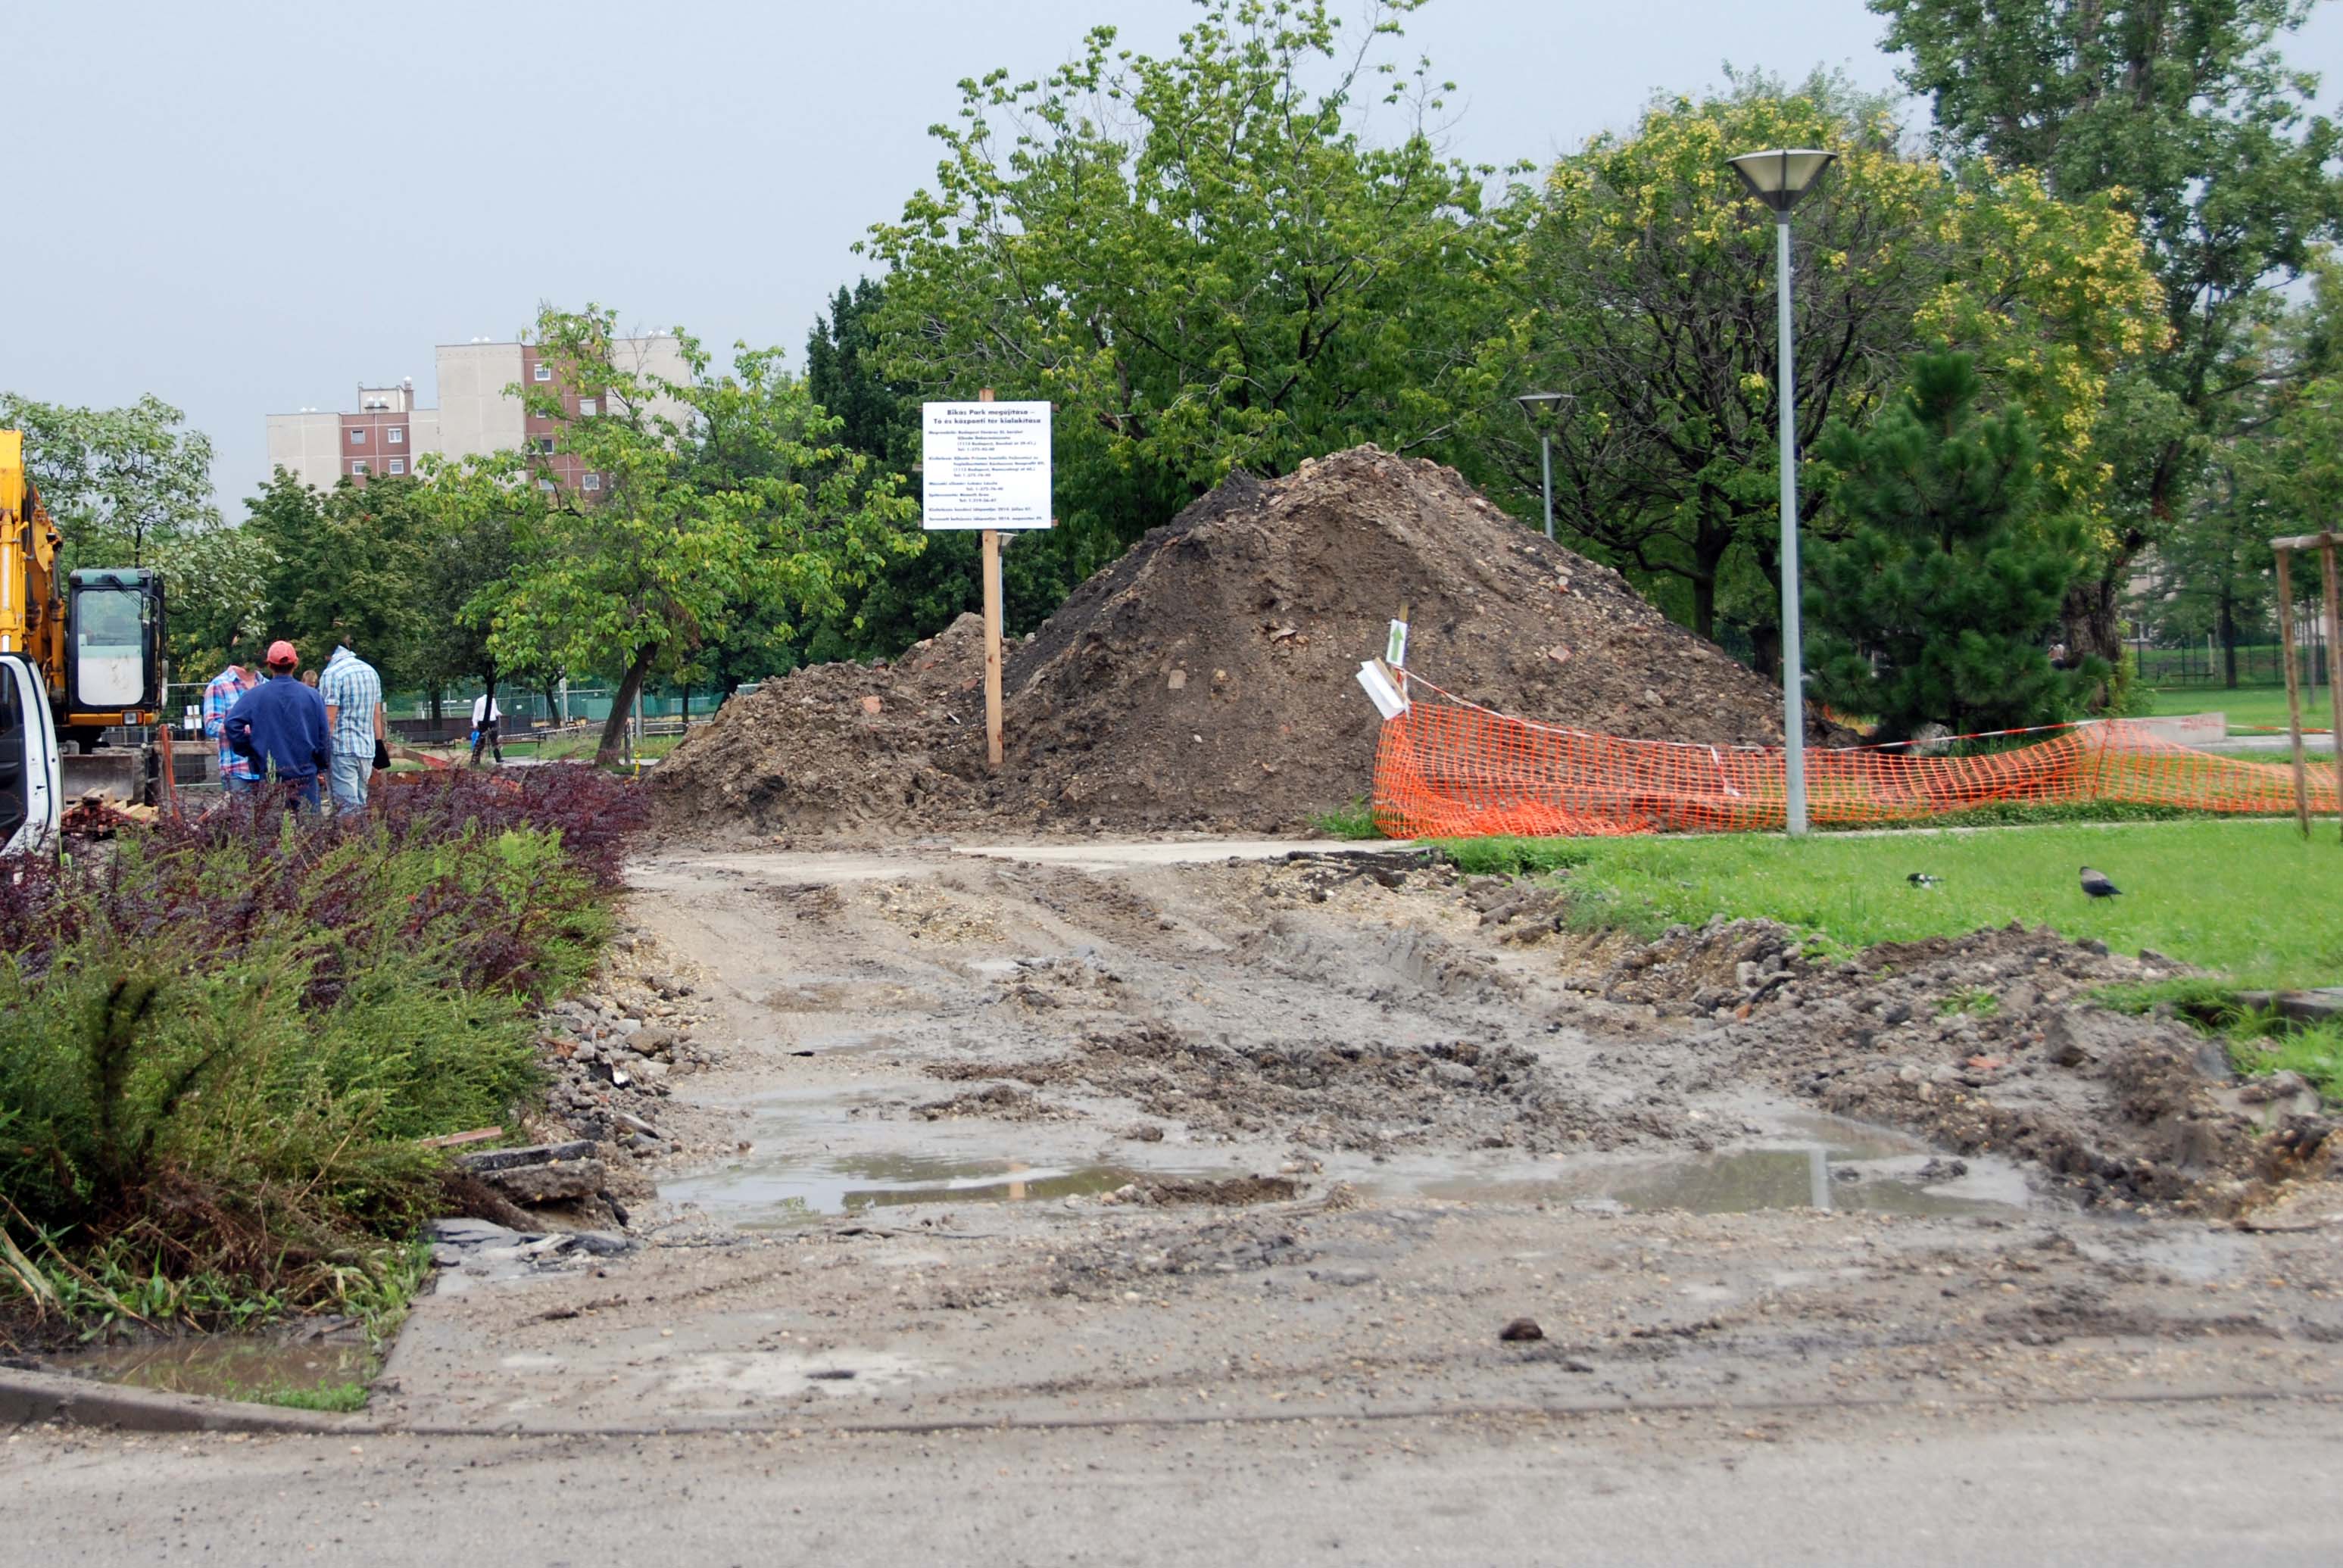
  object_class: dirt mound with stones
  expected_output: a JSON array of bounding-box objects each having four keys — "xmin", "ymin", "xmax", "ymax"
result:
[{"xmin": 654, "ymin": 445, "xmax": 1783, "ymax": 839}]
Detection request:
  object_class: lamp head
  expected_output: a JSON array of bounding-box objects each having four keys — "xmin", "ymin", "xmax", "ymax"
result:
[
  {"xmin": 1514, "ymin": 391, "xmax": 1571, "ymax": 424},
  {"xmin": 1728, "ymin": 148, "xmax": 1836, "ymax": 215}
]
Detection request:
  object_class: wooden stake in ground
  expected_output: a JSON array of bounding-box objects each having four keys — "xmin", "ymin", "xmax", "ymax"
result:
[
  {"xmin": 979, "ymin": 387, "xmax": 1003, "ymax": 770},
  {"xmin": 2325, "ymin": 535, "xmax": 2343, "ymax": 843},
  {"xmin": 2275, "ymin": 544, "xmax": 2310, "ymax": 836},
  {"xmin": 920, "ymin": 388, "xmax": 1050, "ymax": 771}
]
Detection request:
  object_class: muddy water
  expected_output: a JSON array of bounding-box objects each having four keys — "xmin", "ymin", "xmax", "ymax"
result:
[
  {"xmin": 663, "ymin": 1150, "xmax": 1154, "ymax": 1224},
  {"xmin": 1418, "ymin": 1114, "xmax": 2033, "ymax": 1217},
  {"xmin": 668, "ymin": 1074, "xmax": 2030, "ymax": 1227},
  {"xmin": 43, "ymin": 1336, "xmax": 373, "ymax": 1401}
]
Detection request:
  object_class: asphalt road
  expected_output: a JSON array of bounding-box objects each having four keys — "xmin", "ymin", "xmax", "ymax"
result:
[{"xmin": 8, "ymin": 1397, "xmax": 2341, "ymax": 1566}]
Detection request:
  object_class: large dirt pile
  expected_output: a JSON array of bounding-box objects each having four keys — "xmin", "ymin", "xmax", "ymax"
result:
[{"xmin": 655, "ymin": 444, "xmax": 1783, "ymax": 838}]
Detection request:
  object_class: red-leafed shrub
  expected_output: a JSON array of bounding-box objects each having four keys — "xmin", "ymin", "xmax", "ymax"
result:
[{"xmin": 0, "ymin": 768, "xmax": 646, "ymax": 1334}]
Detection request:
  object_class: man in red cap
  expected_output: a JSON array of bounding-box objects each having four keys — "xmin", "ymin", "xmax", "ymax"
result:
[{"xmin": 222, "ymin": 640, "xmax": 332, "ymax": 811}]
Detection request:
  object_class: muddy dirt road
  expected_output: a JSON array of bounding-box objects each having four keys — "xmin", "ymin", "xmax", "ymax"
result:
[{"xmin": 11, "ymin": 840, "xmax": 2341, "ymax": 1563}]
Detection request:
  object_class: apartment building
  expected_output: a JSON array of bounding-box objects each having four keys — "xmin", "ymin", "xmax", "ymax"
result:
[{"xmin": 264, "ymin": 334, "xmax": 689, "ymax": 491}]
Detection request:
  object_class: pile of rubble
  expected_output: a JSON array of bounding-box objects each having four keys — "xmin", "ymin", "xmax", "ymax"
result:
[
  {"xmin": 439, "ymin": 926, "xmax": 723, "ymax": 1234},
  {"xmin": 535, "ymin": 968, "xmax": 716, "ymax": 1156},
  {"xmin": 654, "ymin": 445, "xmax": 1787, "ymax": 839},
  {"xmin": 1468, "ymin": 891, "xmax": 2338, "ymax": 1214},
  {"xmin": 423, "ymin": 1214, "xmax": 634, "ymax": 1294}
]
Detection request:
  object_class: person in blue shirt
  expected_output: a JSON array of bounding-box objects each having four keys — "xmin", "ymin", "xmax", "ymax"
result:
[{"xmin": 222, "ymin": 640, "xmax": 332, "ymax": 812}]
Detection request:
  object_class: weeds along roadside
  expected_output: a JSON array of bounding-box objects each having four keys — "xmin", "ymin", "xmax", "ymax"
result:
[{"xmin": 0, "ymin": 767, "xmax": 646, "ymax": 1345}]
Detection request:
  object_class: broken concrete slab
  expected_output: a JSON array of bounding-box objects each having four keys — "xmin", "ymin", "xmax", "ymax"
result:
[
  {"xmin": 2234, "ymin": 988, "xmax": 2343, "ymax": 1027},
  {"xmin": 570, "ymin": 1231, "xmax": 634, "ymax": 1257},
  {"xmin": 478, "ymin": 1158, "xmax": 607, "ymax": 1205},
  {"xmin": 454, "ymin": 1140, "xmax": 595, "ymax": 1174}
]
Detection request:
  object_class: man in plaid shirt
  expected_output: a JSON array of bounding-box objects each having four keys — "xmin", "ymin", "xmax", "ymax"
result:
[
  {"xmin": 201, "ymin": 640, "xmax": 262, "ymax": 794},
  {"xmin": 317, "ymin": 633, "xmax": 388, "ymax": 814}
]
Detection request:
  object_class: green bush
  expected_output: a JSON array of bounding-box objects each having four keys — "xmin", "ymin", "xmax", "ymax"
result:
[{"xmin": 0, "ymin": 770, "xmax": 637, "ymax": 1330}]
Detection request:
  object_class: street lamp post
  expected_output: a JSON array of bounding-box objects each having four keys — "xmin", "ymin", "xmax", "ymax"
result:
[
  {"xmin": 1513, "ymin": 391, "xmax": 1570, "ymax": 541},
  {"xmin": 1728, "ymin": 148, "xmax": 1836, "ymax": 837}
]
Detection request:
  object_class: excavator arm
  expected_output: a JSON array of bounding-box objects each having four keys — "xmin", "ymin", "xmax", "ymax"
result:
[
  {"xmin": 0, "ymin": 429, "xmax": 65, "ymax": 674},
  {"xmin": 0, "ymin": 434, "xmax": 65, "ymax": 848},
  {"xmin": 3, "ymin": 429, "xmax": 167, "ymax": 809}
]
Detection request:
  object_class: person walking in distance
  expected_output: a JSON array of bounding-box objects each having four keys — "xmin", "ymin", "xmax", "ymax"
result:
[
  {"xmin": 201, "ymin": 637, "xmax": 262, "ymax": 797},
  {"xmin": 223, "ymin": 641, "xmax": 331, "ymax": 812},
  {"xmin": 318, "ymin": 632, "xmax": 388, "ymax": 813},
  {"xmin": 471, "ymin": 690, "xmax": 504, "ymax": 766}
]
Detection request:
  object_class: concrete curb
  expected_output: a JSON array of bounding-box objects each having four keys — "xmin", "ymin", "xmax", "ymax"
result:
[
  {"xmin": 8, "ymin": 1360, "xmax": 2337, "ymax": 1441},
  {"xmin": 0, "ymin": 1367, "xmax": 377, "ymax": 1436}
]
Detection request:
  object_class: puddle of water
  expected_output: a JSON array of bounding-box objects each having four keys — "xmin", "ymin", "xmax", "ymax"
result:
[
  {"xmin": 1615, "ymin": 1149, "xmax": 2008, "ymax": 1217},
  {"xmin": 42, "ymin": 1336, "xmax": 373, "ymax": 1402},
  {"xmin": 664, "ymin": 1150, "xmax": 1149, "ymax": 1225},
  {"xmin": 1420, "ymin": 1140, "xmax": 2025, "ymax": 1218}
]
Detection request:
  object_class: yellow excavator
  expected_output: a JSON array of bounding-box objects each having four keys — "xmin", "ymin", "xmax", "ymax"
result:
[{"xmin": 1, "ymin": 428, "xmax": 168, "ymax": 849}]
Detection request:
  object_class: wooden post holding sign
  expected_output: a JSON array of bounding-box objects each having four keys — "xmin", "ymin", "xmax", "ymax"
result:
[
  {"xmin": 2270, "ymin": 530, "xmax": 2343, "ymax": 840},
  {"xmin": 920, "ymin": 390, "xmax": 1054, "ymax": 768},
  {"xmin": 980, "ymin": 391, "xmax": 1002, "ymax": 770},
  {"xmin": 2275, "ymin": 544, "xmax": 2310, "ymax": 836}
]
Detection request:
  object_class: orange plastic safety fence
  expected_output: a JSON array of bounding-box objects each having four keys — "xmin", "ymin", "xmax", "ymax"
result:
[{"xmin": 1371, "ymin": 678, "xmax": 2341, "ymax": 839}]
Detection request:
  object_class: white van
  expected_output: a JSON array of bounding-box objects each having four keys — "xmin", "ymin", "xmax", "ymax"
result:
[{"xmin": 0, "ymin": 650, "xmax": 62, "ymax": 856}]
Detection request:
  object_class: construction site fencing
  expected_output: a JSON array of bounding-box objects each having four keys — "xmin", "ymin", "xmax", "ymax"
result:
[{"xmin": 1371, "ymin": 675, "xmax": 2341, "ymax": 840}]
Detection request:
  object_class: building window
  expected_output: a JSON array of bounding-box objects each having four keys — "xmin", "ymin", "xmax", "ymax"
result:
[
  {"xmin": 535, "ymin": 436, "xmax": 555, "ymax": 454},
  {"xmin": 348, "ymin": 429, "xmax": 367, "ymax": 445},
  {"xmin": 388, "ymin": 426, "xmax": 404, "ymax": 444},
  {"xmin": 351, "ymin": 460, "xmax": 369, "ymax": 475},
  {"xmin": 577, "ymin": 397, "xmax": 597, "ymax": 417},
  {"xmin": 582, "ymin": 472, "xmax": 603, "ymax": 492},
  {"xmin": 533, "ymin": 363, "xmax": 553, "ymax": 382},
  {"xmin": 538, "ymin": 478, "xmax": 555, "ymax": 491},
  {"xmin": 388, "ymin": 458, "xmax": 406, "ymax": 475}
]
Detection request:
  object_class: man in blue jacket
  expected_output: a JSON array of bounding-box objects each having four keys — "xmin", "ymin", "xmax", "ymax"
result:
[{"xmin": 223, "ymin": 640, "xmax": 332, "ymax": 811}]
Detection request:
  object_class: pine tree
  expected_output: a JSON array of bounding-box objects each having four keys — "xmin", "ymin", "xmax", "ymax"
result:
[{"xmin": 1805, "ymin": 351, "xmax": 2103, "ymax": 740}]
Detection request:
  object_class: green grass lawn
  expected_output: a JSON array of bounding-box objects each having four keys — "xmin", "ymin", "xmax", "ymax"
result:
[
  {"xmin": 2142, "ymin": 682, "xmax": 2335, "ymax": 733},
  {"xmin": 526, "ymin": 730, "xmax": 687, "ymax": 765},
  {"xmin": 1442, "ymin": 818, "xmax": 2343, "ymax": 990}
]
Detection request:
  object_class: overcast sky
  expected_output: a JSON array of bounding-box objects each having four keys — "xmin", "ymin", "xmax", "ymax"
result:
[{"xmin": 18, "ymin": 0, "xmax": 2343, "ymax": 512}]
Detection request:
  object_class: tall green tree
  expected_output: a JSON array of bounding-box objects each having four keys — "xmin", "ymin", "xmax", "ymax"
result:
[
  {"xmin": 862, "ymin": 0, "xmax": 1518, "ymax": 560},
  {"xmin": 468, "ymin": 305, "xmax": 919, "ymax": 764},
  {"xmin": 150, "ymin": 524, "xmax": 276, "ymax": 680},
  {"xmin": 1474, "ymin": 74, "xmax": 2162, "ymax": 656},
  {"xmin": 404, "ymin": 457, "xmax": 527, "ymax": 719},
  {"xmin": 5, "ymin": 391, "xmax": 270, "ymax": 678},
  {"xmin": 0, "ymin": 393, "xmax": 219, "ymax": 566},
  {"xmin": 1873, "ymin": 0, "xmax": 2343, "ymax": 662},
  {"xmin": 806, "ymin": 279, "xmax": 922, "ymax": 475},
  {"xmin": 800, "ymin": 276, "xmax": 1115, "ymax": 656},
  {"xmin": 2138, "ymin": 479, "xmax": 2273, "ymax": 687},
  {"xmin": 1805, "ymin": 351, "xmax": 2103, "ymax": 738},
  {"xmin": 245, "ymin": 469, "xmax": 441, "ymax": 685}
]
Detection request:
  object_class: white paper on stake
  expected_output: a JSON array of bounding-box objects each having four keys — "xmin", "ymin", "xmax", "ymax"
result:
[
  {"xmin": 919, "ymin": 401, "xmax": 1054, "ymax": 531},
  {"xmin": 1356, "ymin": 660, "xmax": 1409, "ymax": 721},
  {"xmin": 1384, "ymin": 619, "xmax": 1409, "ymax": 668}
]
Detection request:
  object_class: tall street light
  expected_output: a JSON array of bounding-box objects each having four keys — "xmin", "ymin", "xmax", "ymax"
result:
[
  {"xmin": 1729, "ymin": 147, "xmax": 1836, "ymax": 837},
  {"xmin": 1513, "ymin": 391, "xmax": 1570, "ymax": 541}
]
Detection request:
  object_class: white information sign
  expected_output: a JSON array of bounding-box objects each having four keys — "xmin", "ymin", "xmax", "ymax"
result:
[{"xmin": 921, "ymin": 401, "xmax": 1054, "ymax": 531}]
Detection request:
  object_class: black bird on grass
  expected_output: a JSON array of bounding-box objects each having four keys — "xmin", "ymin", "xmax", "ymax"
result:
[
  {"xmin": 2079, "ymin": 865, "xmax": 2123, "ymax": 899},
  {"xmin": 1907, "ymin": 872, "xmax": 1941, "ymax": 888}
]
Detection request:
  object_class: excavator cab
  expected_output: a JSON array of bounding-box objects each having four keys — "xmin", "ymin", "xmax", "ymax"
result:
[
  {"xmin": 53, "ymin": 567, "xmax": 166, "ymax": 803},
  {"xmin": 65, "ymin": 567, "xmax": 165, "ymax": 725}
]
